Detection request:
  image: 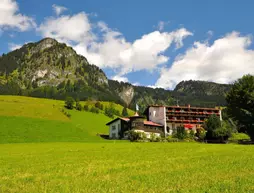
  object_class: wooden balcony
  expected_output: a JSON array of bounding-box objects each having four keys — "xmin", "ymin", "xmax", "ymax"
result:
[{"xmin": 166, "ymin": 119, "xmax": 204, "ymax": 123}]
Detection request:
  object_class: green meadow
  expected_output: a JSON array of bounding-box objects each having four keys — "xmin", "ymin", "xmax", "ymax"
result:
[
  {"xmin": 1, "ymin": 96, "xmax": 254, "ymax": 192},
  {"xmin": 1, "ymin": 143, "xmax": 254, "ymax": 193}
]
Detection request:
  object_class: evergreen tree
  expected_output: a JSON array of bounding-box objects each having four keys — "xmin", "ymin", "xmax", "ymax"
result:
[{"xmin": 121, "ymin": 107, "xmax": 128, "ymax": 117}]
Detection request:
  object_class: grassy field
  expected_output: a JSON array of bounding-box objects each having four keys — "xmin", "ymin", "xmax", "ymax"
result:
[
  {"xmin": 1, "ymin": 142, "xmax": 254, "ymax": 193},
  {"xmin": 0, "ymin": 95, "xmax": 129, "ymax": 143},
  {"xmin": 1, "ymin": 95, "xmax": 254, "ymax": 192},
  {"xmin": 0, "ymin": 96, "xmax": 136, "ymax": 143}
]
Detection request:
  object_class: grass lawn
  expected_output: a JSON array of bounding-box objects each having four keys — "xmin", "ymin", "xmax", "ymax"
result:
[
  {"xmin": 0, "ymin": 96, "xmax": 121, "ymax": 143},
  {"xmin": 1, "ymin": 142, "xmax": 254, "ymax": 193}
]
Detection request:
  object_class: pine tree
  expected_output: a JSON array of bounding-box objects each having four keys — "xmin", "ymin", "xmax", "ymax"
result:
[{"xmin": 121, "ymin": 107, "xmax": 128, "ymax": 117}]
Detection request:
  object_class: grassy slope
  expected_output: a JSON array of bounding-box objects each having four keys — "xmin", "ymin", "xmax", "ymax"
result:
[
  {"xmin": 1, "ymin": 142, "xmax": 254, "ymax": 193},
  {"xmin": 0, "ymin": 96, "xmax": 133, "ymax": 143}
]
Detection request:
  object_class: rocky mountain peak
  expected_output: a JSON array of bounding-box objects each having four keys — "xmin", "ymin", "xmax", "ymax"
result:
[{"xmin": 31, "ymin": 38, "xmax": 59, "ymax": 53}]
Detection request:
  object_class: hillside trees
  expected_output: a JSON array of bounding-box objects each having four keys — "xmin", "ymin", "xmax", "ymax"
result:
[
  {"xmin": 226, "ymin": 74, "xmax": 254, "ymax": 140},
  {"xmin": 65, "ymin": 97, "xmax": 75, "ymax": 109}
]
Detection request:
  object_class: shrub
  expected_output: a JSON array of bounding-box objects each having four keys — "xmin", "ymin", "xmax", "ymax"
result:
[
  {"xmin": 155, "ymin": 136, "xmax": 162, "ymax": 142},
  {"xmin": 95, "ymin": 101, "xmax": 103, "ymax": 110},
  {"xmin": 166, "ymin": 136, "xmax": 179, "ymax": 142},
  {"xmin": 228, "ymin": 133, "xmax": 250, "ymax": 141},
  {"xmin": 173, "ymin": 126, "xmax": 188, "ymax": 140},
  {"xmin": 195, "ymin": 127, "xmax": 206, "ymax": 141},
  {"xmin": 76, "ymin": 101, "xmax": 83, "ymax": 111},
  {"xmin": 189, "ymin": 130, "xmax": 195, "ymax": 139},
  {"xmin": 150, "ymin": 133, "xmax": 157, "ymax": 142},
  {"xmin": 83, "ymin": 105, "xmax": 89, "ymax": 111},
  {"xmin": 104, "ymin": 106, "xmax": 114, "ymax": 118},
  {"xmin": 65, "ymin": 96, "xmax": 75, "ymax": 109},
  {"xmin": 61, "ymin": 108, "xmax": 71, "ymax": 118},
  {"xmin": 127, "ymin": 130, "xmax": 142, "ymax": 142},
  {"xmin": 140, "ymin": 132, "xmax": 147, "ymax": 141},
  {"xmin": 90, "ymin": 107, "xmax": 99, "ymax": 114}
]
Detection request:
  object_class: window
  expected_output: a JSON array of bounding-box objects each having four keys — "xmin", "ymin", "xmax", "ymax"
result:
[
  {"xmin": 118, "ymin": 124, "xmax": 120, "ymax": 131},
  {"xmin": 112, "ymin": 125, "xmax": 116, "ymax": 131}
]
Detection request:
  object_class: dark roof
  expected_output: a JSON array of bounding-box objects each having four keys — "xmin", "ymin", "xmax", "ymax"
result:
[{"xmin": 106, "ymin": 117, "xmax": 129, "ymax": 126}]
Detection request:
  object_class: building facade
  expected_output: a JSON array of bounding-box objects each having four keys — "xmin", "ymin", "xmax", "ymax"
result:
[
  {"xmin": 146, "ymin": 105, "xmax": 222, "ymax": 135},
  {"xmin": 106, "ymin": 113, "xmax": 163, "ymax": 139}
]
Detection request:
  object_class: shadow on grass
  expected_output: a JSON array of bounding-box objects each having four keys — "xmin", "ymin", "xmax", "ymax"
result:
[{"xmin": 97, "ymin": 134, "xmax": 110, "ymax": 140}]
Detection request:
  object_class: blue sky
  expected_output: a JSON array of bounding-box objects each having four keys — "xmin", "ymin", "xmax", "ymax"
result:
[{"xmin": 1, "ymin": 0, "xmax": 254, "ymax": 89}]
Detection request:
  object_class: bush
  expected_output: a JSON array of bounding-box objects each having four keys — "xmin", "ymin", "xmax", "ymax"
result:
[
  {"xmin": 76, "ymin": 101, "xmax": 83, "ymax": 111},
  {"xmin": 65, "ymin": 96, "xmax": 75, "ymax": 109},
  {"xmin": 95, "ymin": 101, "xmax": 103, "ymax": 110},
  {"xmin": 189, "ymin": 130, "xmax": 195, "ymax": 139},
  {"xmin": 173, "ymin": 126, "xmax": 188, "ymax": 140},
  {"xmin": 83, "ymin": 105, "xmax": 89, "ymax": 111},
  {"xmin": 195, "ymin": 127, "xmax": 206, "ymax": 141},
  {"xmin": 166, "ymin": 136, "xmax": 179, "ymax": 142},
  {"xmin": 61, "ymin": 108, "xmax": 71, "ymax": 118},
  {"xmin": 90, "ymin": 107, "xmax": 99, "ymax": 114},
  {"xmin": 127, "ymin": 130, "xmax": 142, "ymax": 142},
  {"xmin": 229, "ymin": 133, "xmax": 250, "ymax": 141},
  {"xmin": 140, "ymin": 132, "xmax": 147, "ymax": 141},
  {"xmin": 104, "ymin": 106, "xmax": 114, "ymax": 118}
]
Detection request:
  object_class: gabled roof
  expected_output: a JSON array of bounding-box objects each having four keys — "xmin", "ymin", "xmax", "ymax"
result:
[
  {"xmin": 143, "ymin": 121, "xmax": 163, "ymax": 127},
  {"xmin": 106, "ymin": 117, "xmax": 130, "ymax": 126}
]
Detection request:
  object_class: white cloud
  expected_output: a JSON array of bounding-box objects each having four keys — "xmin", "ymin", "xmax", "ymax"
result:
[
  {"xmin": 155, "ymin": 31, "xmax": 254, "ymax": 89},
  {"xmin": 75, "ymin": 24, "xmax": 192, "ymax": 76},
  {"xmin": 111, "ymin": 75, "xmax": 129, "ymax": 83},
  {"xmin": 38, "ymin": 11, "xmax": 192, "ymax": 81},
  {"xmin": 132, "ymin": 82, "xmax": 141, "ymax": 86},
  {"xmin": 52, "ymin": 4, "xmax": 67, "ymax": 16},
  {"xmin": 38, "ymin": 12, "xmax": 94, "ymax": 43},
  {"xmin": 8, "ymin": 42, "xmax": 22, "ymax": 50},
  {"xmin": 0, "ymin": 0, "xmax": 35, "ymax": 31}
]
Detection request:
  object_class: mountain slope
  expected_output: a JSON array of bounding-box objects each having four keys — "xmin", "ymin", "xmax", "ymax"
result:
[
  {"xmin": 0, "ymin": 38, "xmax": 230, "ymax": 110},
  {"xmin": 0, "ymin": 38, "xmax": 108, "ymax": 87},
  {"xmin": 174, "ymin": 80, "xmax": 231, "ymax": 96}
]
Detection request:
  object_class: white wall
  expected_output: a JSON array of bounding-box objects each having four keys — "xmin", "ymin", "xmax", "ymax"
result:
[
  {"xmin": 109, "ymin": 119, "xmax": 121, "ymax": 139},
  {"xmin": 148, "ymin": 106, "xmax": 166, "ymax": 134},
  {"xmin": 148, "ymin": 107, "xmax": 165, "ymax": 125}
]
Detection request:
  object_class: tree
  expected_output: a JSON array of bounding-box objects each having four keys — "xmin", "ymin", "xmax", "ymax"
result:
[
  {"xmin": 121, "ymin": 107, "xmax": 128, "ymax": 117},
  {"xmin": 204, "ymin": 114, "xmax": 221, "ymax": 140},
  {"xmin": 76, "ymin": 101, "xmax": 82, "ymax": 111},
  {"xmin": 226, "ymin": 74, "xmax": 254, "ymax": 140},
  {"xmin": 173, "ymin": 126, "xmax": 188, "ymax": 140},
  {"xmin": 65, "ymin": 96, "xmax": 75, "ymax": 109},
  {"xmin": 95, "ymin": 101, "xmax": 103, "ymax": 110},
  {"xmin": 84, "ymin": 105, "xmax": 89, "ymax": 111}
]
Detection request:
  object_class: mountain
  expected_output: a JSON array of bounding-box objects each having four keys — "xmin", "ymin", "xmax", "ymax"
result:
[
  {"xmin": 174, "ymin": 80, "xmax": 231, "ymax": 96},
  {"xmin": 0, "ymin": 38, "xmax": 230, "ymax": 112},
  {"xmin": 0, "ymin": 38, "xmax": 107, "ymax": 87}
]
